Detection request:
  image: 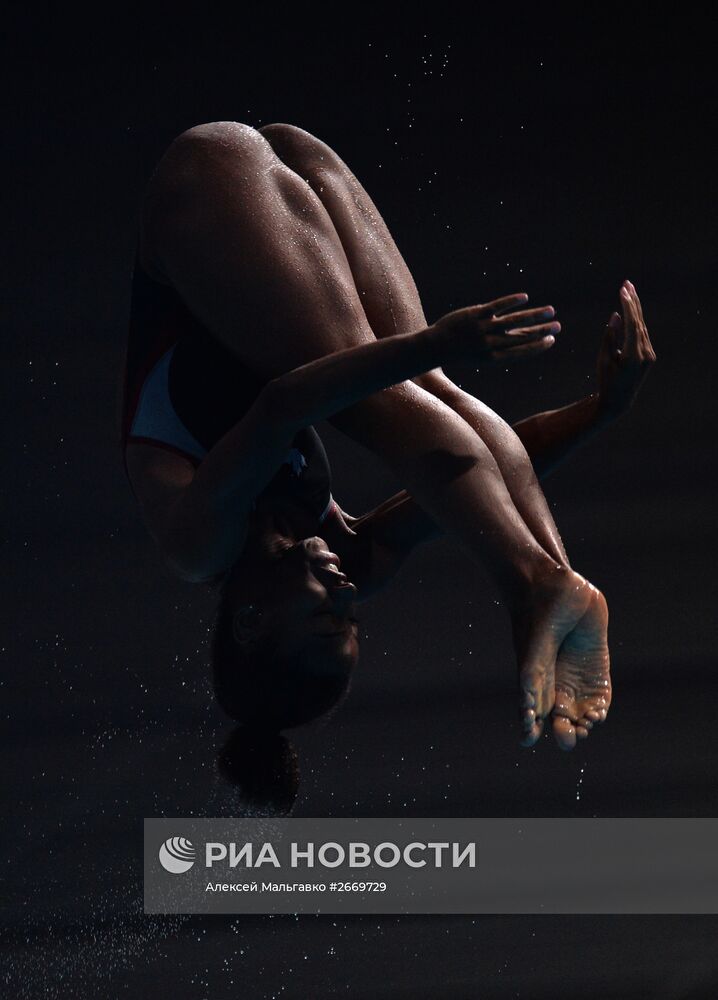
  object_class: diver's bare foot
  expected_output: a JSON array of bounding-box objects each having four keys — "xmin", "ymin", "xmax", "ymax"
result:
[
  {"xmin": 512, "ymin": 567, "xmax": 611, "ymax": 751},
  {"xmin": 551, "ymin": 589, "xmax": 611, "ymax": 750}
]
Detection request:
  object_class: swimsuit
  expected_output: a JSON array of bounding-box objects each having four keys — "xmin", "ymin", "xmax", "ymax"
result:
[{"xmin": 120, "ymin": 253, "xmax": 335, "ymax": 524}]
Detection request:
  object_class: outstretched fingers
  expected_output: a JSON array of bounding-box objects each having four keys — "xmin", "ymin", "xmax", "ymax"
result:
[
  {"xmin": 489, "ymin": 311, "xmax": 560, "ymax": 360},
  {"xmin": 502, "ymin": 321, "xmax": 560, "ymax": 341},
  {"xmin": 495, "ymin": 329, "xmax": 558, "ymax": 360},
  {"xmin": 493, "ymin": 305, "xmax": 556, "ymax": 327},
  {"xmin": 481, "ymin": 292, "xmax": 530, "ymax": 315},
  {"xmin": 477, "ymin": 294, "xmax": 557, "ymax": 324},
  {"xmin": 466, "ymin": 295, "xmax": 564, "ymax": 362},
  {"xmin": 489, "ymin": 304, "xmax": 560, "ymax": 357},
  {"xmin": 619, "ymin": 284, "xmax": 640, "ymax": 354},
  {"xmin": 623, "ymin": 280, "xmax": 656, "ymax": 358}
]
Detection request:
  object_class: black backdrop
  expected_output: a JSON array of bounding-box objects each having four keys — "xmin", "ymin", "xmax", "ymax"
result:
[{"xmin": 4, "ymin": 9, "xmax": 718, "ymax": 999}]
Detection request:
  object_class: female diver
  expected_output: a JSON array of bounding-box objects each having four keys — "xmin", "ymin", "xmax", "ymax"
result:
[{"xmin": 120, "ymin": 122, "xmax": 654, "ymax": 750}]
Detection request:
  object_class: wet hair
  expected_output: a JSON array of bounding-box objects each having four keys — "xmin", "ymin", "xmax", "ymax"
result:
[
  {"xmin": 216, "ymin": 726, "xmax": 300, "ymax": 816},
  {"xmin": 211, "ymin": 580, "xmax": 352, "ymax": 731}
]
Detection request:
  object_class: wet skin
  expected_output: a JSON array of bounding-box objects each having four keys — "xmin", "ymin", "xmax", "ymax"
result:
[
  {"xmin": 241, "ymin": 276, "xmax": 649, "ymax": 750},
  {"xmin": 513, "ymin": 567, "xmax": 611, "ymax": 751},
  {"xmin": 512, "ymin": 276, "xmax": 652, "ymax": 750},
  {"xmin": 250, "ymin": 525, "xmax": 613, "ymax": 752},
  {"xmin": 130, "ymin": 119, "xmax": 655, "ymax": 752}
]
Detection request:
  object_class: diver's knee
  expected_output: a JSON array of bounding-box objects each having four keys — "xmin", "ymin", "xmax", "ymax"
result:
[
  {"xmin": 259, "ymin": 122, "xmax": 337, "ymax": 174},
  {"xmin": 173, "ymin": 120, "xmax": 263, "ymax": 150},
  {"xmin": 159, "ymin": 121, "xmax": 276, "ymax": 177},
  {"xmin": 259, "ymin": 121, "xmax": 312, "ymax": 150},
  {"xmin": 143, "ymin": 120, "xmax": 283, "ymax": 228}
]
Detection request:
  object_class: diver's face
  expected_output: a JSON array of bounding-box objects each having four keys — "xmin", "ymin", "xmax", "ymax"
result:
[{"xmin": 257, "ymin": 535, "xmax": 359, "ymax": 665}]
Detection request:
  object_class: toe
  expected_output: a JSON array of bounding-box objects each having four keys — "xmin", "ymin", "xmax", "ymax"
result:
[
  {"xmin": 520, "ymin": 678, "xmax": 549, "ymax": 735},
  {"xmin": 552, "ymin": 713, "xmax": 577, "ymax": 751},
  {"xmin": 520, "ymin": 718, "xmax": 544, "ymax": 747},
  {"xmin": 520, "ymin": 707, "xmax": 536, "ymax": 735},
  {"xmin": 575, "ymin": 725, "xmax": 590, "ymax": 740},
  {"xmin": 553, "ymin": 688, "xmax": 574, "ymax": 721},
  {"xmin": 543, "ymin": 686, "xmax": 556, "ymax": 720},
  {"xmin": 520, "ymin": 687, "xmax": 537, "ymax": 710},
  {"xmin": 520, "ymin": 674, "xmax": 544, "ymax": 714},
  {"xmin": 519, "ymin": 691, "xmax": 536, "ymax": 729}
]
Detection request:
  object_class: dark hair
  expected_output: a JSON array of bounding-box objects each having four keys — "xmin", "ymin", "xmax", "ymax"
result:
[
  {"xmin": 216, "ymin": 726, "xmax": 300, "ymax": 816},
  {"xmin": 211, "ymin": 582, "xmax": 352, "ymax": 731}
]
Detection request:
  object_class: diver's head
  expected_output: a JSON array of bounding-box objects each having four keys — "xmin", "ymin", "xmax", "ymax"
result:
[{"xmin": 212, "ymin": 532, "xmax": 360, "ymax": 730}]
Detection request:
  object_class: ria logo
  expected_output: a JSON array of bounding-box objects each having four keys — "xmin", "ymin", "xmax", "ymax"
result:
[{"xmin": 158, "ymin": 837, "xmax": 196, "ymax": 874}]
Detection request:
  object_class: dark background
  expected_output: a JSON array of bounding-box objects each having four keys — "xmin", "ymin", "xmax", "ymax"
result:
[{"xmin": 3, "ymin": 9, "xmax": 718, "ymax": 998}]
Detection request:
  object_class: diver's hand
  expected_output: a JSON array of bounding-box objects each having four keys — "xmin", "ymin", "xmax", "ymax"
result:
[
  {"xmin": 429, "ymin": 292, "xmax": 560, "ymax": 366},
  {"xmin": 596, "ymin": 280, "xmax": 656, "ymax": 420}
]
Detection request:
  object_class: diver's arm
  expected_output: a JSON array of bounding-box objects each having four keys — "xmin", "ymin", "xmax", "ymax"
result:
[
  {"xmin": 511, "ymin": 394, "xmax": 610, "ymax": 479},
  {"xmin": 153, "ymin": 329, "xmax": 436, "ymax": 581},
  {"xmin": 156, "ymin": 305, "xmax": 549, "ymax": 582},
  {"xmin": 513, "ymin": 283, "xmax": 655, "ymax": 477},
  {"xmin": 257, "ymin": 298, "xmax": 559, "ymax": 441},
  {"xmin": 413, "ymin": 281, "xmax": 656, "ymax": 480},
  {"xmin": 155, "ymin": 329, "xmax": 446, "ymax": 581}
]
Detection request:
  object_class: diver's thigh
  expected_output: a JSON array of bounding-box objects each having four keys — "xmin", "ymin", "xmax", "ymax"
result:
[
  {"xmin": 140, "ymin": 121, "xmax": 376, "ymax": 379},
  {"xmin": 259, "ymin": 122, "xmax": 428, "ymax": 340}
]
